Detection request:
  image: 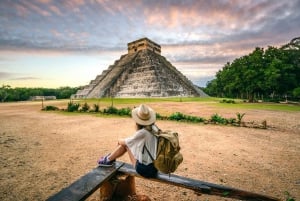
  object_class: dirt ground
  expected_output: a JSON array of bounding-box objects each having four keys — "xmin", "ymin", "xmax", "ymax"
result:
[{"xmin": 0, "ymin": 100, "xmax": 299, "ymax": 201}]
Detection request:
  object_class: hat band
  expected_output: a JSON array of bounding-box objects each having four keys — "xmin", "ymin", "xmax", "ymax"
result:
[{"xmin": 137, "ymin": 111, "xmax": 150, "ymax": 120}]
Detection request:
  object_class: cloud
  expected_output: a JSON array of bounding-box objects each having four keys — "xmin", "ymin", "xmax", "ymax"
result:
[
  {"xmin": 23, "ymin": 1, "xmax": 51, "ymax": 16},
  {"xmin": 1, "ymin": 0, "xmax": 299, "ymax": 53},
  {"xmin": 48, "ymin": 5, "xmax": 62, "ymax": 16},
  {"xmin": 0, "ymin": 71, "xmax": 40, "ymax": 81},
  {"xmin": 143, "ymin": 1, "xmax": 300, "ymax": 46},
  {"xmin": 0, "ymin": 0, "xmax": 299, "ymax": 89},
  {"xmin": 10, "ymin": 76, "xmax": 40, "ymax": 81},
  {"xmin": 172, "ymin": 55, "xmax": 234, "ymax": 64},
  {"xmin": 0, "ymin": 72, "xmax": 14, "ymax": 79}
]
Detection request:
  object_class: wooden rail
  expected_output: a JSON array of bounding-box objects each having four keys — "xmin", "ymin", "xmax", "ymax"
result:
[
  {"xmin": 117, "ymin": 162, "xmax": 280, "ymax": 201},
  {"xmin": 47, "ymin": 161, "xmax": 280, "ymax": 201},
  {"xmin": 46, "ymin": 162, "xmax": 124, "ymax": 201}
]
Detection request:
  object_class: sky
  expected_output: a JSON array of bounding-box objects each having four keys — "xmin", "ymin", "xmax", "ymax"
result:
[{"xmin": 0, "ymin": 0, "xmax": 299, "ymax": 88}]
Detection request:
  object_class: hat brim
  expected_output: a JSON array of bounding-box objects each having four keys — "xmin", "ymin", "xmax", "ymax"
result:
[{"xmin": 131, "ymin": 107, "xmax": 156, "ymax": 126}]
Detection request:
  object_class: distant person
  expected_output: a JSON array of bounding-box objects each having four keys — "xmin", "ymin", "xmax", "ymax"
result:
[{"xmin": 98, "ymin": 104, "xmax": 159, "ymax": 178}]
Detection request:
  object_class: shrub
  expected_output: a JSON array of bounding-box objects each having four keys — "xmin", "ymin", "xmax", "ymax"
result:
[
  {"xmin": 42, "ymin": 105, "xmax": 59, "ymax": 111},
  {"xmin": 227, "ymin": 118, "xmax": 237, "ymax": 124},
  {"xmin": 284, "ymin": 191, "xmax": 295, "ymax": 201},
  {"xmin": 236, "ymin": 112, "xmax": 246, "ymax": 124},
  {"xmin": 103, "ymin": 106, "xmax": 118, "ymax": 114},
  {"xmin": 67, "ymin": 101, "xmax": 80, "ymax": 112},
  {"xmin": 185, "ymin": 115, "xmax": 205, "ymax": 123},
  {"xmin": 117, "ymin": 107, "xmax": 131, "ymax": 116},
  {"xmin": 81, "ymin": 102, "xmax": 90, "ymax": 112},
  {"xmin": 156, "ymin": 113, "xmax": 166, "ymax": 120},
  {"xmin": 220, "ymin": 99, "xmax": 236, "ymax": 104},
  {"xmin": 93, "ymin": 104, "xmax": 100, "ymax": 112},
  {"xmin": 168, "ymin": 112, "xmax": 185, "ymax": 121},
  {"xmin": 168, "ymin": 112, "xmax": 205, "ymax": 123},
  {"xmin": 210, "ymin": 113, "xmax": 228, "ymax": 124},
  {"xmin": 102, "ymin": 106, "xmax": 131, "ymax": 116},
  {"xmin": 156, "ymin": 113, "xmax": 161, "ymax": 119}
]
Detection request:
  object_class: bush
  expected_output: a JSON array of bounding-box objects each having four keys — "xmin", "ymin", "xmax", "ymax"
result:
[
  {"xmin": 156, "ymin": 113, "xmax": 163, "ymax": 119},
  {"xmin": 210, "ymin": 113, "xmax": 228, "ymax": 124},
  {"xmin": 102, "ymin": 106, "xmax": 131, "ymax": 116},
  {"xmin": 236, "ymin": 112, "xmax": 246, "ymax": 124},
  {"xmin": 42, "ymin": 105, "xmax": 59, "ymax": 111},
  {"xmin": 93, "ymin": 104, "xmax": 100, "ymax": 112},
  {"xmin": 103, "ymin": 106, "xmax": 118, "ymax": 114},
  {"xmin": 168, "ymin": 112, "xmax": 205, "ymax": 123},
  {"xmin": 220, "ymin": 99, "xmax": 236, "ymax": 104},
  {"xmin": 227, "ymin": 118, "xmax": 237, "ymax": 124},
  {"xmin": 67, "ymin": 101, "xmax": 80, "ymax": 112},
  {"xmin": 81, "ymin": 102, "xmax": 90, "ymax": 112},
  {"xmin": 117, "ymin": 107, "xmax": 131, "ymax": 116},
  {"xmin": 186, "ymin": 115, "xmax": 205, "ymax": 123},
  {"xmin": 168, "ymin": 112, "xmax": 185, "ymax": 121}
]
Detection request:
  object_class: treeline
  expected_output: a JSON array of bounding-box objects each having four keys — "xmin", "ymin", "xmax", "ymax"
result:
[
  {"xmin": 0, "ymin": 85, "xmax": 78, "ymax": 102},
  {"xmin": 204, "ymin": 37, "xmax": 300, "ymax": 102}
]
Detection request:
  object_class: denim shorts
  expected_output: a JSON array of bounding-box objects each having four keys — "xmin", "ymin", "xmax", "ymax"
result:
[{"xmin": 136, "ymin": 161, "xmax": 158, "ymax": 178}]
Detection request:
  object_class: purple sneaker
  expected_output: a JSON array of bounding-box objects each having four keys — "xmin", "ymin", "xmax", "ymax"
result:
[{"xmin": 98, "ymin": 154, "xmax": 115, "ymax": 167}]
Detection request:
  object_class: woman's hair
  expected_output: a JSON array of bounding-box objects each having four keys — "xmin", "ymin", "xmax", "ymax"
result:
[{"xmin": 136, "ymin": 123, "xmax": 153, "ymax": 131}]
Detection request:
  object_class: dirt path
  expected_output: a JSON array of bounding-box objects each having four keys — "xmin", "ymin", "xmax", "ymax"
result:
[{"xmin": 0, "ymin": 101, "xmax": 299, "ymax": 201}]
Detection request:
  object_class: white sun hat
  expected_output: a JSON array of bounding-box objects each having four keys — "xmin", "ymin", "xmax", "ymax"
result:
[{"xmin": 131, "ymin": 104, "xmax": 156, "ymax": 126}]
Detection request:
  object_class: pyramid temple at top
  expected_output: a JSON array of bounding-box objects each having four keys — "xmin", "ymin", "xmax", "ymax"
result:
[{"xmin": 74, "ymin": 38, "xmax": 208, "ymax": 98}]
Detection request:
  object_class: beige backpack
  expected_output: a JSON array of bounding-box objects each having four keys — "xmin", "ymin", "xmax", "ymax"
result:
[{"xmin": 145, "ymin": 130, "xmax": 183, "ymax": 174}]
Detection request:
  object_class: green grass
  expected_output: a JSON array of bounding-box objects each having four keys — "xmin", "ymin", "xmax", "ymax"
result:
[
  {"xmin": 72, "ymin": 97, "xmax": 299, "ymax": 112},
  {"xmin": 75, "ymin": 97, "xmax": 220, "ymax": 105},
  {"xmin": 217, "ymin": 102, "xmax": 300, "ymax": 111}
]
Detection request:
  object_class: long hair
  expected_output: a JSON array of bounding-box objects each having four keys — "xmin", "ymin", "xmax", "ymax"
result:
[{"xmin": 136, "ymin": 123, "xmax": 153, "ymax": 131}]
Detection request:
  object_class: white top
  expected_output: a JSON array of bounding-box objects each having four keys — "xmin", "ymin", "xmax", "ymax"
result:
[{"xmin": 125, "ymin": 128, "xmax": 157, "ymax": 165}]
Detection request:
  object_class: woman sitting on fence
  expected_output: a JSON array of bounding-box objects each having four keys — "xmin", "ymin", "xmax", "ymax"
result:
[{"xmin": 98, "ymin": 104, "xmax": 159, "ymax": 178}]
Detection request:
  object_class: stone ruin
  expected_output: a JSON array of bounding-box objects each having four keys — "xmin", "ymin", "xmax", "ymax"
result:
[{"xmin": 74, "ymin": 38, "xmax": 208, "ymax": 98}]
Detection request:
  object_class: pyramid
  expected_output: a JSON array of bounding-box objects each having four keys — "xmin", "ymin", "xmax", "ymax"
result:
[{"xmin": 74, "ymin": 38, "xmax": 208, "ymax": 98}]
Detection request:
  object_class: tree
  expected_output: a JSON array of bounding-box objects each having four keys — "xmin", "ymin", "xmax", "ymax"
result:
[
  {"xmin": 293, "ymin": 87, "xmax": 300, "ymax": 99},
  {"xmin": 0, "ymin": 85, "xmax": 11, "ymax": 102},
  {"xmin": 0, "ymin": 86, "xmax": 78, "ymax": 102},
  {"xmin": 204, "ymin": 37, "xmax": 300, "ymax": 101}
]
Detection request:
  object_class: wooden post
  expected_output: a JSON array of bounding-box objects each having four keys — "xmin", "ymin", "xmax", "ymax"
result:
[
  {"xmin": 41, "ymin": 98, "xmax": 44, "ymax": 110},
  {"xmin": 114, "ymin": 175, "xmax": 136, "ymax": 198},
  {"xmin": 100, "ymin": 174, "xmax": 136, "ymax": 201},
  {"xmin": 99, "ymin": 180, "xmax": 115, "ymax": 201}
]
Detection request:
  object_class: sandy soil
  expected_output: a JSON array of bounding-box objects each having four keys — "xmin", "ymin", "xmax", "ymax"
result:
[{"xmin": 0, "ymin": 100, "xmax": 299, "ymax": 201}]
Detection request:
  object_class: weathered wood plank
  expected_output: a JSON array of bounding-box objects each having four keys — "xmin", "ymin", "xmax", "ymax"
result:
[
  {"xmin": 117, "ymin": 162, "xmax": 280, "ymax": 201},
  {"xmin": 47, "ymin": 162, "xmax": 124, "ymax": 201}
]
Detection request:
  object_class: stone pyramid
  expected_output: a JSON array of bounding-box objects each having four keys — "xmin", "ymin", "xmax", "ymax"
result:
[{"xmin": 74, "ymin": 38, "xmax": 207, "ymax": 98}]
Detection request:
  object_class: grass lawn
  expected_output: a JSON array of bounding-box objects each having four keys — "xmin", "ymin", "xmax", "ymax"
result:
[{"xmin": 69, "ymin": 97, "xmax": 300, "ymax": 112}]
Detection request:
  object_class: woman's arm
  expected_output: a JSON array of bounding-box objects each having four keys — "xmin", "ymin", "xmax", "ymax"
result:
[{"xmin": 118, "ymin": 139, "xmax": 126, "ymax": 146}]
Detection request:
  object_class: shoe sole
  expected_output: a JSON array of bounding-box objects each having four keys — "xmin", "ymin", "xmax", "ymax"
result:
[{"xmin": 98, "ymin": 162, "xmax": 115, "ymax": 167}]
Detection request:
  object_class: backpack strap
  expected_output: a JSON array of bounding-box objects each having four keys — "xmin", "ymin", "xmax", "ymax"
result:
[
  {"xmin": 143, "ymin": 124, "xmax": 161, "ymax": 162},
  {"xmin": 143, "ymin": 145, "xmax": 155, "ymax": 162},
  {"xmin": 145, "ymin": 124, "xmax": 161, "ymax": 136}
]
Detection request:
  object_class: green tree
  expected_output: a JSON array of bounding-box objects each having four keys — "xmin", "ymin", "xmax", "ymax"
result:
[
  {"xmin": 0, "ymin": 85, "xmax": 11, "ymax": 102},
  {"xmin": 293, "ymin": 87, "xmax": 300, "ymax": 98},
  {"xmin": 205, "ymin": 38, "xmax": 300, "ymax": 101}
]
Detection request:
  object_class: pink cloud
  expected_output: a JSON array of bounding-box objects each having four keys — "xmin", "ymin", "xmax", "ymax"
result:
[
  {"xmin": 51, "ymin": 30, "xmax": 63, "ymax": 38},
  {"xmin": 37, "ymin": 0, "xmax": 52, "ymax": 3},
  {"xmin": 15, "ymin": 4, "xmax": 30, "ymax": 17},
  {"xmin": 23, "ymin": 1, "xmax": 51, "ymax": 16},
  {"xmin": 49, "ymin": 5, "xmax": 62, "ymax": 16},
  {"xmin": 93, "ymin": 0, "xmax": 142, "ymax": 17},
  {"xmin": 142, "ymin": 1, "xmax": 281, "ymax": 33}
]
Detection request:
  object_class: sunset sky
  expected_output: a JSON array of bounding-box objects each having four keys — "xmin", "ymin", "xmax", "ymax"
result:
[{"xmin": 1, "ymin": 0, "xmax": 299, "ymax": 88}]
